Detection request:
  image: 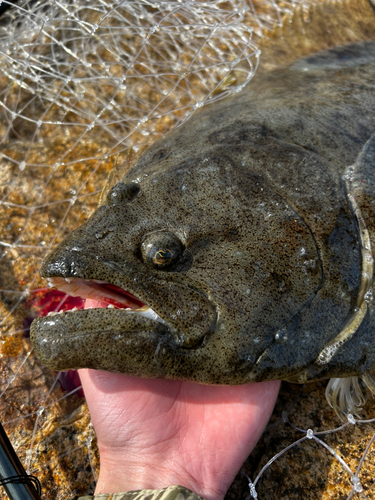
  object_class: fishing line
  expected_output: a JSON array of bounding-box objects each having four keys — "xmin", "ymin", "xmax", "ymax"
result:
[{"xmin": 0, "ymin": 421, "xmax": 42, "ymax": 500}]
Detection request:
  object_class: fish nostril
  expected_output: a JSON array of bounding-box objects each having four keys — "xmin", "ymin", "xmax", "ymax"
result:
[
  {"xmin": 107, "ymin": 181, "xmax": 141, "ymax": 205},
  {"xmin": 41, "ymin": 249, "xmax": 89, "ymax": 279}
]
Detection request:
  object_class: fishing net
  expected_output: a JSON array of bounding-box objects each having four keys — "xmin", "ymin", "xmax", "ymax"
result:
[{"xmin": 0, "ymin": 0, "xmax": 374, "ymax": 498}]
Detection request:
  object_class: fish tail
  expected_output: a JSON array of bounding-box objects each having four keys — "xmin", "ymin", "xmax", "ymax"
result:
[{"xmin": 325, "ymin": 376, "xmax": 367, "ymax": 419}]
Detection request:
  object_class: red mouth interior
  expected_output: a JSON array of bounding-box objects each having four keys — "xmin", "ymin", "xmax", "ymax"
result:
[
  {"xmin": 25, "ymin": 289, "xmax": 85, "ymax": 321},
  {"xmin": 26, "ymin": 280, "xmax": 146, "ymax": 396},
  {"xmin": 44, "ymin": 277, "xmax": 146, "ymax": 311},
  {"xmin": 84, "ymin": 284, "xmax": 144, "ymax": 309},
  {"xmin": 84, "ymin": 283, "xmax": 145, "ymax": 310}
]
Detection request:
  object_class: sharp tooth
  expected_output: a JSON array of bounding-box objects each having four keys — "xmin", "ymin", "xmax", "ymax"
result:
[
  {"xmin": 107, "ymin": 304, "xmax": 115, "ymax": 308},
  {"xmin": 134, "ymin": 306, "xmax": 165, "ymax": 324},
  {"xmin": 65, "ymin": 278, "xmax": 72, "ymax": 283}
]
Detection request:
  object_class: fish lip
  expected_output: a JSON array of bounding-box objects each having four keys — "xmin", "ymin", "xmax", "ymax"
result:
[
  {"xmin": 41, "ymin": 275, "xmax": 170, "ymax": 328},
  {"xmin": 30, "ymin": 305, "xmax": 173, "ymax": 374}
]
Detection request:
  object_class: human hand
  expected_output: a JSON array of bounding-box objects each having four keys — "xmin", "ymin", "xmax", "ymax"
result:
[{"xmin": 79, "ymin": 369, "xmax": 280, "ymax": 500}]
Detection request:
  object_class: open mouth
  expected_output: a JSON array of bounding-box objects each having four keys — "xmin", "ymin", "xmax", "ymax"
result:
[
  {"xmin": 30, "ymin": 273, "xmax": 174, "ymax": 374},
  {"xmin": 31, "ymin": 249, "xmax": 217, "ymax": 375},
  {"xmin": 44, "ymin": 276, "xmax": 165, "ymax": 324}
]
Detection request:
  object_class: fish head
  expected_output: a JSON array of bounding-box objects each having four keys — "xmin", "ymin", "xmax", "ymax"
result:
[{"xmin": 31, "ymin": 147, "xmax": 323, "ymax": 383}]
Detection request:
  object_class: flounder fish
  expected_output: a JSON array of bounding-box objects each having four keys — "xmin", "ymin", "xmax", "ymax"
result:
[{"xmin": 31, "ymin": 0, "xmax": 375, "ymax": 415}]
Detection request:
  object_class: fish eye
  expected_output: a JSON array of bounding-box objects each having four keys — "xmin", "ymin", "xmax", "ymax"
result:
[{"xmin": 141, "ymin": 231, "xmax": 184, "ymax": 270}]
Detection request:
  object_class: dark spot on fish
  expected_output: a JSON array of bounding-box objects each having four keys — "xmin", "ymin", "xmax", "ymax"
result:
[
  {"xmin": 152, "ymin": 148, "xmax": 169, "ymax": 162},
  {"xmin": 107, "ymin": 181, "xmax": 141, "ymax": 205}
]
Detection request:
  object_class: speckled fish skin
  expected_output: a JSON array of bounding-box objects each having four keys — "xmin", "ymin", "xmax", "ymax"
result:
[{"xmin": 31, "ymin": 0, "xmax": 375, "ymax": 386}]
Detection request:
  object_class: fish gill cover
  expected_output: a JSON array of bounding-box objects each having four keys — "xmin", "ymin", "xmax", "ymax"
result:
[{"xmin": 0, "ymin": 1, "xmax": 374, "ymax": 499}]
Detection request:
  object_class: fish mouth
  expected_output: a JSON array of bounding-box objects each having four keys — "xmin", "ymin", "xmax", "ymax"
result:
[
  {"xmin": 32, "ymin": 274, "xmax": 172, "ymax": 340},
  {"xmin": 30, "ymin": 275, "xmax": 177, "ymax": 374},
  {"xmin": 30, "ymin": 253, "xmax": 217, "ymax": 375},
  {"xmin": 43, "ymin": 276, "xmax": 162, "ymax": 322}
]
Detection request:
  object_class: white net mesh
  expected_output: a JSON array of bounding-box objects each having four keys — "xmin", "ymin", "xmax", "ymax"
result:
[{"xmin": 0, "ymin": 0, "xmax": 374, "ymax": 498}]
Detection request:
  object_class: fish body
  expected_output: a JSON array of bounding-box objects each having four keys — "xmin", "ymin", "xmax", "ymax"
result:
[{"xmin": 31, "ymin": 0, "xmax": 375, "ymax": 412}]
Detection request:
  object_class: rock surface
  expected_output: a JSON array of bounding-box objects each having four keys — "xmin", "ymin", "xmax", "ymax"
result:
[{"xmin": 228, "ymin": 381, "xmax": 375, "ymax": 499}]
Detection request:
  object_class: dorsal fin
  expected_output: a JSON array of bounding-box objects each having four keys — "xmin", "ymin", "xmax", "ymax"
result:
[{"xmin": 258, "ymin": 0, "xmax": 375, "ymax": 73}]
